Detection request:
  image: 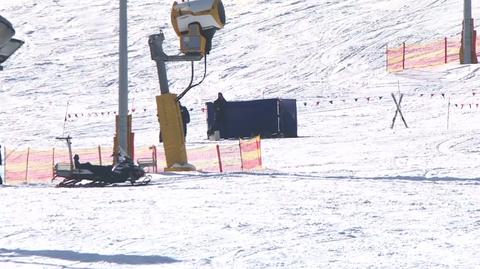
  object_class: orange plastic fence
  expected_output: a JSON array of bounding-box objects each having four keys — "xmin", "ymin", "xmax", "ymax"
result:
[
  {"xmin": 387, "ymin": 37, "xmax": 480, "ymax": 72},
  {"xmin": 240, "ymin": 136, "xmax": 262, "ymax": 170},
  {"xmin": 3, "ymin": 138, "xmax": 263, "ymax": 184},
  {"xmin": 188, "ymin": 145, "xmax": 222, "ymax": 172}
]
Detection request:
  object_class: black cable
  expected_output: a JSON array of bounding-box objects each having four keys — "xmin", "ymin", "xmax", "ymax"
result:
[
  {"xmin": 177, "ymin": 55, "xmax": 207, "ymax": 102},
  {"xmin": 186, "ymin": 61, "xmax": 194, "ymax": 92},
  {"xmin": 189, "ymin": 54, "xmax": 208, "ymax": 89}
]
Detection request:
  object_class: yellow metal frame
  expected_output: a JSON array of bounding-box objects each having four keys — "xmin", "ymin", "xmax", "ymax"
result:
[{"xmin": 156, "ymin": 94, "xmax": 195, "ymax": 171}]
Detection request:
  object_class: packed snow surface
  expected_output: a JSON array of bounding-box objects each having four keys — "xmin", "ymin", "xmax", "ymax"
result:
[{"xmin": 1, "ymin": 0, "xmax": 480, "ymax": 268}]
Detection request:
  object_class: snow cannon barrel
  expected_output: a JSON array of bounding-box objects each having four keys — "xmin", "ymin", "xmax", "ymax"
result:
[
  {"xmin": 0, "ymin": 15, "xmax": 24, "ymax": 68},
  {"xmin": 171, "ymin": 0, "xmax": 226, "ymax": 55},
  {"xmin": 0, "ymin": 16, "xmax": 15, "ymax": 47}
]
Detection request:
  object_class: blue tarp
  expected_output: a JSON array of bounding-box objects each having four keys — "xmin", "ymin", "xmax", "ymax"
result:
[{"xmin": 206, "ymin": 98, "xmax": 297, "ymax": 139}]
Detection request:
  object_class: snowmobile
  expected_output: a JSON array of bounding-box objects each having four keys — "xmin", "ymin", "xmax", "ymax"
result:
[{"xmin": 52, "ymin": 136, "xmax": 151, "ymax": 187}]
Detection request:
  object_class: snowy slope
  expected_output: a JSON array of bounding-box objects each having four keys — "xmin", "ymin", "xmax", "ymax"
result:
[
  {"xmin": 1, "ymin": 0, "xmax": 480, "ymax": 268},
  {"xmin": 2, "ymin": 0, "xmax": 479, "ymax": 147}
]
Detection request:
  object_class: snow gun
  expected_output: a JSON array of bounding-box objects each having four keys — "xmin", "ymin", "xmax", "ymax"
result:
[{"xmin": 0, "ymin": 15, "xmax": 24, "ymax": 70}]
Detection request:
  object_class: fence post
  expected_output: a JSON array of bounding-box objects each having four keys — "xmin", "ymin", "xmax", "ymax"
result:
[
  {"xmin": 402, "ymin": 42, "xmax": 406, "ymax": 70},
  {"xmin": 3, "ymin": 146, "xmax": 6, "ymax": 184},
  {"xmin": 98, "ymin": 145, "xmax": 102, "ymax": 165},
  {"xmin": 386, "ymin": 44, "xmax": 389, "ymax": 72},
  {"xmin": 238, "ymin": 140, "xmax": 244, "ymax": 172},
  {"xmin": 216, "ymin": 144, "xmax": 223, "ymax": 173},
  {"xmin": 151, "ymin": 145, "xmax": 158, "ymax": 173},
  {"xmin": 256, "ymin": 136, "xmax": 262, "ymax": 168},
  {"xmin": 25, "ymin": 147, "xmax": 30, "ymax": 184},
  {"xmin": 52, "ymin": 147, "xmax": 55, "ymax": 179},
  {"xmin": 445, "ymin": 37, "xmax": 448, "ymax": 63},
  {"xmin": 1, "ymin": 146, "xmax": 4, "ymax": 184}
]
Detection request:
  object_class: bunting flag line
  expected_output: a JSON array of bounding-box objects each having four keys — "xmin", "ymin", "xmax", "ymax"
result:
[
  {"xmin": 453, "ymin": 103, "xmax": 480, "ymax": 109},
  {"xmin": 63, "ymin": 90, "xmax": 480, "ymax": 121},
  {"xmin": 66, "ymin": 107, "xmax": 198, "ymax": 121},
  {"xmin": 300, "ymin": 91, "xmax": 479, "ymax": 107}
]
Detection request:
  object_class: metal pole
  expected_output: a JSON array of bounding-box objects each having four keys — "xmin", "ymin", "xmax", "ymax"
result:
[
  {"xmin": 119, "ymin": 0, "xmax": 129, "ymax": 155},
  {"xmin": 148, "ymin": 32, "xmax": 170, "ymax": 94},
  {"xmin": 463, "ymin": 0, "xmax": 473, "ymax": 64}
]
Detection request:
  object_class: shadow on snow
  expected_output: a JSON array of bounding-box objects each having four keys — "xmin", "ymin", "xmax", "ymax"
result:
[{"xmin": 0, "ymin": 248, "xmax": 180, "ymax": 265}]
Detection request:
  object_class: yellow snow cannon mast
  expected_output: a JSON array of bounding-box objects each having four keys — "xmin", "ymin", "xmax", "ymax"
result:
[{"xmin": 148, "ymin": 0, "xmax": 225, "ymax": 172}]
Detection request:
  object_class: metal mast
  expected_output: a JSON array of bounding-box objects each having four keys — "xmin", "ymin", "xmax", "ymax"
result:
[
  {"xmin": 463, "ymin": 0, "xmax": 473, "ymax": 64},
  {"xmin": 118, "ymin": 0, "xmax": 129, "ymax": 155}
]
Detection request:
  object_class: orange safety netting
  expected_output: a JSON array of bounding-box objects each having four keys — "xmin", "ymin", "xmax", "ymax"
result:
[
  {"xmin": 387, "ymin": 37, "xmax": 480, "ymax": 72},
  {"xmin": 4, "ymin": 138, "xmax": 263, "ymax": 185},
  {"xmin": 188, "ymin": 145, "xmax": 222, "ymax": 172},
  {"xmin": 240, "ymin": 136, "xmax": 262, "ymax": 170}
]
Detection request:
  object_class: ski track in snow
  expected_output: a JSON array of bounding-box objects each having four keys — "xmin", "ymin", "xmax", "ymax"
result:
[
  {"xmin": 1, "ymin": 176, "xmax": 480, "ymax": 268},
  {"xmin": 1, "ymin": 0, "xmax": 480, "ymax": 268}
]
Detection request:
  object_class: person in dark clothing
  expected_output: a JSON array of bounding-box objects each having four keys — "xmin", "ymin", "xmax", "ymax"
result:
[
  {"xmin": 73, "ymin": 154, "xmax": 89, "ymax": 170},
  {"xmin": 73, "ymin": 154, "xmax": 113, "ymax": 178},
  {"xmin": 180, "ymin": 103, "xmax": 190, "ymax": 138},
  {"xmin": 73, "ymin": 154, "xmax": 81, "ymax": 169},
  {"xmin": 210, "ymin": 92, "xmax": 227, "ymax": 135},
  {"xmin": 159, "ymin": 103, "xmax": 190, "ymax": 142}
]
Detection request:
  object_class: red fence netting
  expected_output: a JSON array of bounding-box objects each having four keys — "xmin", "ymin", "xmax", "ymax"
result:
[
  {"xmin": 387, "ymin": 37, "xmax": 480, "ymax": 72},
  {"xmin": 3, "ymin": 138, "xmax": 264, "ymax": 185}
]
